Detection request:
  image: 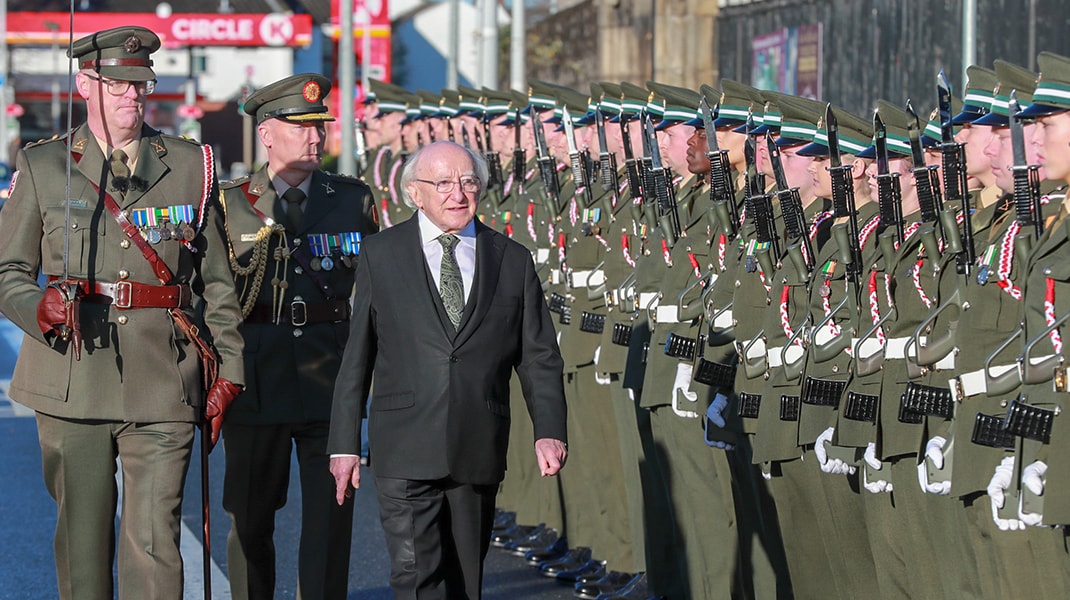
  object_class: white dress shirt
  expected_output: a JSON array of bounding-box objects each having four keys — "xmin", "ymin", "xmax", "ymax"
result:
[{"xmin": 417, "ymin": 211, "xmax": 476, "ymax": 303}]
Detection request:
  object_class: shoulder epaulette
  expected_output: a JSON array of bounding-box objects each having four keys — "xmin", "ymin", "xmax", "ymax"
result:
[
  {"xmin": 326, "ymin": 171, "xmax": 371, "ymax": 187},
  {"xmin": 25, "ymin": 130, "xmax": 72, "ymax": 149},
  {"xmin": 221, "ymin": 175, "xmax": 251, "ymax": 189},
  {"xmin": 159, "ymin": 132, "xmax": 203, "ymax": 148}
]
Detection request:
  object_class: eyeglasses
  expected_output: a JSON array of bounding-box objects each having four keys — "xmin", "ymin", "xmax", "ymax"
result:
[
  {"xmin": 84, "ymin": 73, "xmax": 156, "ymax": 97},
  {"xmin": 414, "ymin": 177, "xmax": 481, "ymax": 194}
]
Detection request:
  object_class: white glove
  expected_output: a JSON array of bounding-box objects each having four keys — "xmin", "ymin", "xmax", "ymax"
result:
[
  {"xmin": 592, "ymin": 346, "xmax": 612, "ymax": 385},
  {"xmin": 1019, "ymin": 460, "xmax": 1048, "ymax": 527},
  {"xmin": 862, "ymin": 442, "xmax": 892, "ymax": 494},
  {"xmin": 917, "ymin": 436, "xmax": 951, "ymax": 495},
  {"xmin": 815, "ymin": 427, "xmax": 855, "ymax": 475},
  {"xmin": 671, "ymin": 363, "xmax": 699, "ymax": 418},
  {"xmin": 988, "ymin": 456, "xmax": 1025, "ymax": 531}
]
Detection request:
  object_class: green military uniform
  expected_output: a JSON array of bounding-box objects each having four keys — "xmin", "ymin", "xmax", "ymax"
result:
[
  {"xmin": 219, "ymin": 74, "xmax": 379, "ymax": 600},
  {"xmin": 362, "ymin": 80, "xmax": 411, "ymax": 229},
  {"xmin": 0, "ymin": 26, "xmax": 244, "ymax": 599}
]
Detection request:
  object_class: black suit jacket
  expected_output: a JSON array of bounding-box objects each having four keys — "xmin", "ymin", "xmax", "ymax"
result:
[{"xmin": 328, "ymin": 215, "xmax": 567, "ymax": 485}]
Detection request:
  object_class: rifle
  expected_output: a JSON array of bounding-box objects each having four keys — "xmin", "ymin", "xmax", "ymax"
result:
[
  {"xmin": 595, "ymin": 107, "xmax": 620, "ymax": 197},
  {"xmin": 742, "ymin": 121, "xmax": 777, "ymax": 271},
  {"xmin": 642, "ymin": 114, "xmax": 682, "ymax": 247},
  {"xmin": 700, "ymin": 95, "xmax": 739, "ymax": 238},
  {"xmin": 620, "ymin": 115, "xmax": 645, "ymax": 206},
  {"xmin": 766, "ymin": 131, "xmax": 810, "ymax": 269},
  {"xmin": 905, "ymin": 100, "xmax": 948, "ymax": 235},
  {"xmin": 446, "ymin": 117, "xmax": 455, "ymax": 142},
  {"xmin": 532, "ymin": 108, "xmax": 561, "ymax": 207},
  {"xmin": 511, "ymin": 109, "xmax": 526, "ymax": 194},
  {"xmin": 460, "ymin": 122, "xmax": 471, "ymax": 149},
  {"xmin": 562, "ymin": 108, "xmax": 594, "ymax": 207},
  {"xmin": 825, "ymin": 104, "xmax": 862, "ymax": 286},
  {"xmin": 480, "ymin": 117, "xmax": 503, "ymax": 191},
  {"xmin": 873, "ymin": 111, "xmax": 905, "ymax": 245},
  {"xmin": 937, "ymin": 70, "xmax": 975, "ymax": 276},
  {"xmin": 1009, "ymin": 90, "xmax": 1044, "ymax": 240}
]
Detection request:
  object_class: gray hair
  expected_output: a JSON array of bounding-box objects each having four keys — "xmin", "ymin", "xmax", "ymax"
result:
[{"xmin": 399, "ymin": 141, "xmax": 489, "ymax": 208}]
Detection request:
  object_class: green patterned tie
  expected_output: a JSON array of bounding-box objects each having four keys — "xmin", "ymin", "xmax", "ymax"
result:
[{"xmin": 438, "ymin": 233, "xmax": 464, "ymax": 330}]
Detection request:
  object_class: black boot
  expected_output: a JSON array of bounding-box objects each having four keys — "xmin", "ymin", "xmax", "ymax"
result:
[{"xmin": 573, "ymin": 571, "xmax": 634, "ymax": 600}]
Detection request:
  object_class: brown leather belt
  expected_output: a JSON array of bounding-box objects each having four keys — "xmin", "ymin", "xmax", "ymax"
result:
[
  {"xmin": 50, "ymin": 276, "xmax": 192, "ymax": 309},
  {"xmin": 246, "ymin": 299, "xmax": 351, "ymax": 326}
]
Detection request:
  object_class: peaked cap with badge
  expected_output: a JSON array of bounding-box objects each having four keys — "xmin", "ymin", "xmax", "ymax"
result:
[
  {"xmin": 244, "ymin": 73, "xmax": 335, "ymax": 124},
  {"xmin": 69, "ymin": 25, "xmax": 160, "ymax": 82}
]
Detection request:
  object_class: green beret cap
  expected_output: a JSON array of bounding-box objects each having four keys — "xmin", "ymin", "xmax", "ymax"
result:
[
  {"xmin": 69, "ymin": 26, "xmax": 160, "ymax": 82},
  {"xmin": 243, "ymin": 73, "xmax": 334, "ymax": 124}
]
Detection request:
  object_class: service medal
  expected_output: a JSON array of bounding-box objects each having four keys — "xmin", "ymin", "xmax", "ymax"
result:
[
  {"xmin": 310, "ymin": 257, "xmax": 322, "ymax": 271},
  {"xmin": 321, "ymin": 256, "xmax": 335, "ymax": 271},
  {"xmin": 147, "ymin": 228, "xmax": 162, "ymax": 244}
]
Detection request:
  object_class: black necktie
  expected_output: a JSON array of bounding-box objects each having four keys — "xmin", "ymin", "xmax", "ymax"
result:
[
  {"xmin": 109, "ymin": 148, "xmax": 130, "ymax": 196},
  {"xmin": 437, "ymin": 233, "xmax": 464, "ymax": 330},
  {"xmin": 282, "ymin": 187, "xmax": 305, "ymax": 230}
]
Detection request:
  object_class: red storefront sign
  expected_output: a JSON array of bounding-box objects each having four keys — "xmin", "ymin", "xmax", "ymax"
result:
[{"xmin": 7, "ymin": 12, "xmax": 314, "ymax": 47}]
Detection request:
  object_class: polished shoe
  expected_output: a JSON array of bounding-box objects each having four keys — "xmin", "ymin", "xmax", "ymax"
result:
[
  {"xmin": 490, "ymin": 522, "xmax": 538, "ymax": 548},
  {"xmin": 505, "ymin": 525, "xmax": 558, "ymax": 556},
  {"xmin": 555, "ymin": 557, "xmax": 605, "ymax": 583},
  {"xmin": 539, "ymin": 546, "xmax": 592, "ymax": 577},
  {"xmin": 573, "ymin": 570, "xmax": 634, "ymax": 600},
  {"xmin": 492, "ymin": 510, "xmax": 516, "ymax": 531},
  {"xmin": 595, "ymin": 572, "xmax": 654, "ymax": 600},
  {"xmin": 524, "ymin": 536, "xmax": 569, "ymax": 565}
]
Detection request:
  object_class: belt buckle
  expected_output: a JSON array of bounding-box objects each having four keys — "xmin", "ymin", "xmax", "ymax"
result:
[
  {"xmin": 114, "ymin": 280, "xmax": 133, "ymax": 309},
  {"xmin": 290, "ymin": 296, "xmax": 308, "ymax": 327}
]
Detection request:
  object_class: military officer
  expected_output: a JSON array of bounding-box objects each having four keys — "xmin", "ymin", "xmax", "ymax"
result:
[
  {"xmin": 362, "ymin": 79, "xmax": 411, "ymax": 228},
  {"xmin": 0, "ymin": 26, "xmax": 245, "ymax": 599},
  {"xmin": 218, "ymin": 74, "xmax": 378, "ymax": 600}
]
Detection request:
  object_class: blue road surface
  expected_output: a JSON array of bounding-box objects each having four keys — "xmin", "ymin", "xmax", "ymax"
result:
[{"xmin": 0, "ymin": 316, "xmax": 576, "ymax": 599}]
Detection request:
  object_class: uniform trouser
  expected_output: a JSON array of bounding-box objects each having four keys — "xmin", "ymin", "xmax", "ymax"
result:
[
  {"xmin": 810, "ymin": 454, "xmax": 879, "ymax": 599},
  {"xmin": 495, "ymin": 374, "xmax": 564, "ymax": 532},
  {"xmin": 608, "ymin": 375, "xmax": 649, "ymax": 573},
  {"xmin": 647, "ymin": 404, "xmax": 737, "ymax": 599},
  {"xmin": 766, "ymin": 456, "xmax": 840, "ymax": 599},
  {"xmin": 557, "ymin": 365, "xmax": 633, "ymax": 568},
  {"xmin": 36, "ymin": 413, "xmax": 194, "ymax": 600},
  {"xmin": 222, "ymin": 421, "xmax": 355, "ymax": 600},
  {"xmin": 727, "ymin": 440, "xmax": 793, "ymax": 600}
]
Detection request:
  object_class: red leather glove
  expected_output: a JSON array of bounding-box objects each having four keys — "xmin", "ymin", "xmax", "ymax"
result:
[
  {"xmin": 37, "ymin": 286, "xmax": 68, "ymax": 336},
  {"xmin": 205, "ymin": 378, "xmax": 241, "ymax": 450}
]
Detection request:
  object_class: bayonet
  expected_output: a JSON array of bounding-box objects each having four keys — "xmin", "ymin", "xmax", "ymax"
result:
[
  {"xmin": 563, "ymin": 109, "xmax": 593, "ymax": 206},
  {"xmin": 511, "ymin": 108, "xmax": 526, "ymax": 192},
  {"xmin": 938, "ymin": 70, "xmax": 976, "ymax": 274},
  {"xmin": 354, "ymin": 119, "xmax": 368, "ymax": 175},
  {"xmin": 825, "ymin": 103, "xmax": 862, "ymax": 285},
  {"xmin": 743, "ymin": 120, "xmax": 778, "ymax": 267},
  {"xmin": 643, "ymin": 114, "xmax": 682, "ymax": 246},
  {"xmin": 446, "ymin": 118, "xmax": 455, "ymax": 142},
  {"xmin": 460, "ymin": 122, "xmax": 471, "ymax": 149},
  {"xmin": 595, "ymin": 108, "xmax": 619, "ymax": 195},
  {"xmin": 700, "ymin": 96, "xmax": 739, "ymax": 237},
  {"xmin": 532, "ymin": 109, "xmax": 561, "ymax": 207},
  {"xmin": 874, "ymin": 110, "xmax": 905, "ymax": 244},
  {"xmin": 905, "ymin": 99, "xmax": 945, "ymax": 226},
  {"xmin": 620, "ymin": 116, "xmax": 644, "ymax": 205},
  {"xmin": 767, "ymin": 132, "xmax": 811, "ymax": 268},
  {"xmin": 1009, "ymin": 90, "xmax": 1044, "ymax": 238}
]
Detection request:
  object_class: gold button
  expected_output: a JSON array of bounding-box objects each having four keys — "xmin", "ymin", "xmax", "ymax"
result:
[
  {"xmin": 117, "ymin": 315, "xmax": 128, "ymax": 325},
  {"xmin": 118, "ymin": 270, "xmax": 129, "ymax": 279},
  {"xmin": 71, "ymin": 222, "xmax": 78, "ymax": 229},
  {"xmin": 295, "ymin": 266, "xmax": 304, "ymax": 275},
  {"xmin": 120, "ymin": 240, "xmax": 131, "ymax": 249}
]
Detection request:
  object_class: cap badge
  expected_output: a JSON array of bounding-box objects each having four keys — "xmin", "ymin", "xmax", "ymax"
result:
[
  {"xmin": 303, "ymin": 81, "xmax": 322, "ymax": 103},
  {"xmin": 124, "ymin": 35, "xmax": 141, "ymax": 54}
]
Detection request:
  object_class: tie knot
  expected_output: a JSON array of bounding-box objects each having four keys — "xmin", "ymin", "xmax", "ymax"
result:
[
  {"xmin": 438, "ymin": 233, "xmax": 459, "ymax": 252},
  {"xmin": 111, "ymin": 148, "xmax": 128, "ymax": 164},
  {"xmin": 282, "ymin": 187, "xmax": 306, "ymax": 205}
]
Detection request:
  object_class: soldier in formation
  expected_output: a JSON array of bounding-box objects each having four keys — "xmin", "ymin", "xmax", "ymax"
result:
[{"xmin": 356, "ymin": 51, "xmax": 1070, "ymax": 599}]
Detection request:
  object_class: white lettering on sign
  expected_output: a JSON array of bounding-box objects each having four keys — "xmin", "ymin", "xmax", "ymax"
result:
[
  {"xmin": 172, "ymin": 17, "xmax": 256, "ymax": 42},
  {"xmin": 259, "ymin": 14, "xmax": 294, "ymax": 46}
]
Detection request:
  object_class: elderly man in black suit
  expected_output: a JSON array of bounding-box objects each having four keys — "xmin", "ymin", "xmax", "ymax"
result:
[{"xmin": 328, "ymin": 141, "xmax": 568, "ymax": 599}]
